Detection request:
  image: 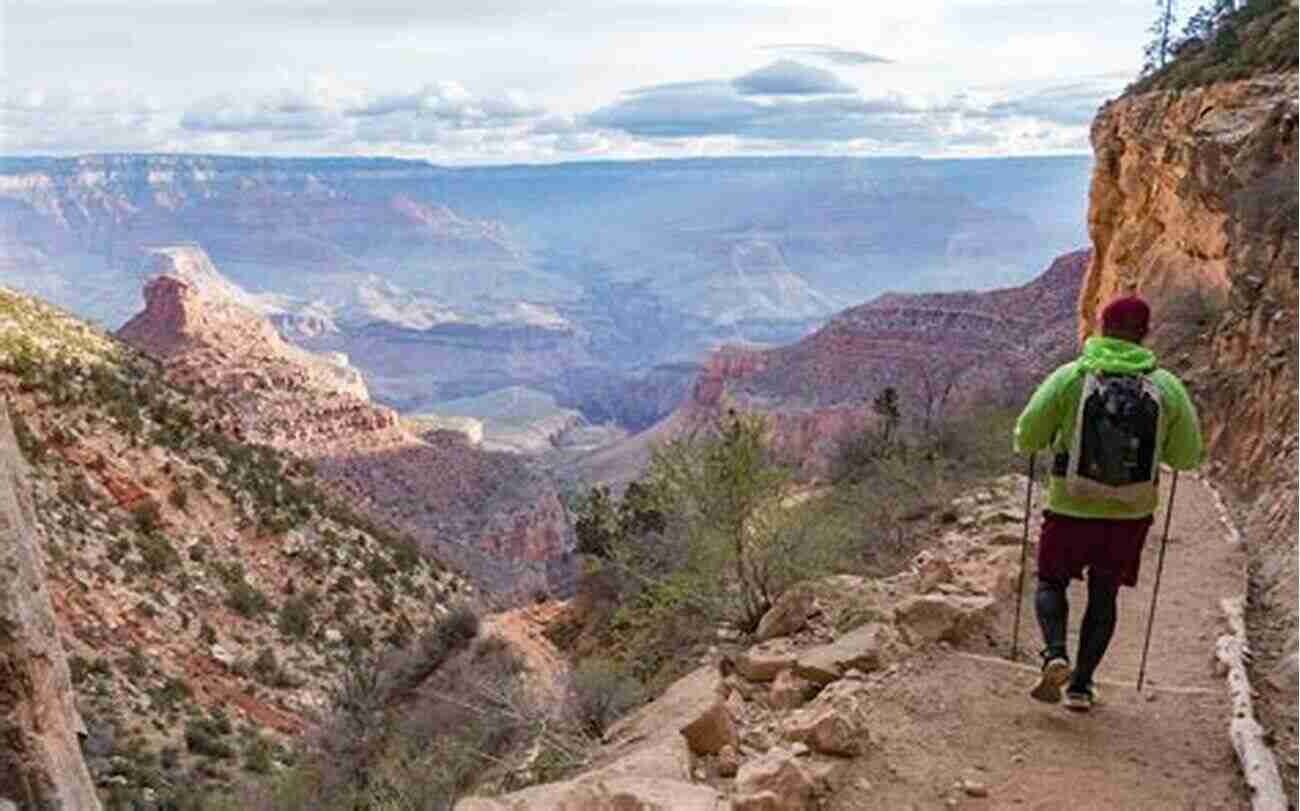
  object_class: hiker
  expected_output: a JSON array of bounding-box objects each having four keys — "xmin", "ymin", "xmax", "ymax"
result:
[{"xmin": 1013, "ymin": 295, "xmax": 1203, "ymax": 711}]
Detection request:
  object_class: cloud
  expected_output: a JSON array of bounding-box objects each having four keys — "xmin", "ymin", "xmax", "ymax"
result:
[
  {"xmin": 347, "ymin": 81, "xmax": 541, "ymax": 124},
  {"xmin": 588, "ymin": 83, "xmax": 763, "ymax": 138},
  {"xmin": 971, "ymin": 78, "xmax": 1125, "ymax": 127},
  {"xmin": 182, "ymin": 93, "xmax": 344, "ymax": 134},
  {"xmin": 179, "ymin": 80, "xmax": 545, "ymax": 142},
  {"xmin": 761, "ymin": 44, "xmax": 892, "ymax": 66},
  {"xmin": 0, "ymin": 82, "xmax": 177, "ymax": 153},
  {"xmin": 625, "ymin": 80, "xmax": 734, "ymax": 96},
  {"xmin": 732, "ymin": 60, "xmax": 855, "ymax": 96},
  {"xmin": 589, "ymin": 77, "xmax": 929, "ymax": 143}
]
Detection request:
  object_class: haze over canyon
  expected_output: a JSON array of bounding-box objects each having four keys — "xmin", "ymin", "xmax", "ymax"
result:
[{"xmin": 0, "ymin": 154, "xmax": 1090, "ymax": 445}]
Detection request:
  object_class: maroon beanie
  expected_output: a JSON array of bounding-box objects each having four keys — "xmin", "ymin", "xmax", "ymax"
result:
[{"xmin": 1101, "ymin": 295, "xmax": 1150, "ymax": 336}]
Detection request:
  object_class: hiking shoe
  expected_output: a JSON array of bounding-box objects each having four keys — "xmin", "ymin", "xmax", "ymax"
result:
[
  {"xmin": 1030, "ymin": 657, "xmax": 1072, "ymax": 704},
  {"xmin": 1064, "ymin": 685, "xmax": 1102, "ymax": 712}
]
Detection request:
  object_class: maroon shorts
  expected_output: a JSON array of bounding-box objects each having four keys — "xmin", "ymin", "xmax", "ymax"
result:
[{"xmin": 1037, "ymin": 511, "xmax": 1154, "ymax": 588}]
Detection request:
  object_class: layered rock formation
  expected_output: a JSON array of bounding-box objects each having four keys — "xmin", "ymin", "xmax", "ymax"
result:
[
  {"xmin": 1081, "ymin": 70, "xmax": 1298, "ymax": 798},
  {"xmin": 1, "ymin": 153, "xmax": 1092, "ymax": 434},
  {"xmin": 672, "ymin": 251, "xmax": 1088, "ymax": 474},
  {"xmin": 114, "ymin": 261, "xmax": 574, "ymax": 596},
  {"xmin": 1, "ymin": 285, "xmax": 473, "ymax": 803},
  {"xmin": 0, "ymin": 408, "xmax": 101, "ymax": 810}
]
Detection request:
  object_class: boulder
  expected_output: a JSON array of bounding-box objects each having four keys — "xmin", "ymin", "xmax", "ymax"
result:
[
  {"xmin": 806, "ymin": 758, "xmax": 852, "ymax": 794},
  {"xmin": 894, "ymin": 594, "xmax": 996, "ymax": 645},
  {"xmin": 783, "ymin": 703, "xmax": 864, "ymax": 757},
  {"xmin": 679, "ymin": 700, "xmax": 738, "ymax": 756},
  {"xmin": 756, "ymin": 588, "xmax": 816, "ymax": 641},
  {"xmin": 782, "ymin": 680, "xmax": 871, "ymax": 757},
  {"xmin": 916, "ymin": 555, "xmax": 954, "ymax": 593},
  {"xmin": 768, "ymin": 668, "xmax": 817, "ymax": 710},
  {"xmin": 718, "ymin": 744, "xmax": 740, "ymax": 777},
  {"xmin": 793, "ymin": 623, "xmax": 898, "ymax": 686},
  {"xmin": 976, "ymin": 507, "xmax": 1022, "ymax": 527},
  {"xmin": 735, "ymin": 750, "xmax": 816, "ymax": 811},
  {"xmin": 725, "ymin": 674, "xmax": 768, "ymax": 702},
  {"xmin": 964, "ymin": 546, "xmax": 1023, "ymax": 600},
  {"xmin": 735, "ymin": 641, "xmax": 798, "ymax": 683},
  {"xmin": 733, "ymin": 792, "xmax": 782, "ymax": 811},
  {"xmin": 456, "ymin": 776, "xmax": 727, "ymax": 810}
]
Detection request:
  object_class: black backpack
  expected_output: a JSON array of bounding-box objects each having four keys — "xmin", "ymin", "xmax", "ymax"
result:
[{"xmin": 1056, "ymin": 370, "xmax": 1163, "ymax": 505}]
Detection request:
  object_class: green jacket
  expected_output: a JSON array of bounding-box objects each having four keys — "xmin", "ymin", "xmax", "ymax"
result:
[{"xmin": 1014, "ymin": 336, "xmax": 1203, "ymax": 519}]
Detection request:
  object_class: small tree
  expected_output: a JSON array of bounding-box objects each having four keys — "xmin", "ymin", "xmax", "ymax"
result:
[
  {"xmin": 910, "ymin": 354, "xmax": 968, "ymax": 439},
  {"xmin": 1143, "ymin": 0, "xmax": 1180, "ymax": 73},
  {"xmin": 574, "ymin": 486, "xmax": 618, "ymax": 558},
  {"xmin": 643, "ymin": 411, "xmax": 794, "ymax": 631},
  {"xmin": 871, "ymin": 386, "xmax": 901, "ymax": 446}
]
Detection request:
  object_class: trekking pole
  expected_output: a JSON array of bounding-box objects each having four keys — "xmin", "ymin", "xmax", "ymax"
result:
[
  {"xmin": 1010, "ymin": 452, "xmax": 1037, "ymax": 661},
  {"xmin": 1137, "ymin": 470, "xmax": 1180, "ymax": 693}
]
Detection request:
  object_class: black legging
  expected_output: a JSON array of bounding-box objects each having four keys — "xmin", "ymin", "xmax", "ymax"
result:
[{"xmin": 1035, "ymin": 572, "xmax": 1120, "ymax": 692}]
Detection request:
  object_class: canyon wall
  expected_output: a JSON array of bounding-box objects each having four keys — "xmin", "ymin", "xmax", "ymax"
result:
[
  {"xmin": 1081, "ymin": 71, "xmax": 1298, "ymax": 796},
  {"xmin": 674, "ymin": 250, "xmax": 1088, "ymax": 475},
  {"xmin": 115, "ymin": 254, "xmax": 574, "ymax": 597},
  {"xmin": 0, "ymin": 407, "xmax": 101, "ymax": 810}
]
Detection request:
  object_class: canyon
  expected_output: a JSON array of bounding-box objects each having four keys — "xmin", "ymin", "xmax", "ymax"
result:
[
  {"xmin": 0, "ymin": 154, "xmax": 1091, "ymax": 440},
  {"xmin": 0, "ymin": 20, "xmax": 1296, "ymax": 804},
  {"xmin": 572, "ymin": 249, "xmax": 1087, "ymax": 485},
  {"xmin": 113, "ymin": 248, "xmax": 575, "ymax": 597},
  {"xmin": 0, "ymin": 285, "xmax": 475, "ymax": 804}
]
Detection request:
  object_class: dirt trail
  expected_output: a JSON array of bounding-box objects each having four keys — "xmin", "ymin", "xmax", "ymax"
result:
[{"xmin": 830, "ymin": 472, "xmax": 1250, "ymax": 810}]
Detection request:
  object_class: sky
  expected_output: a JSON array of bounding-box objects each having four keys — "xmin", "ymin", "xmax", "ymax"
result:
[{"xmin": 0, "ymin": 0, "xmax": 1165, "ymax": 163}]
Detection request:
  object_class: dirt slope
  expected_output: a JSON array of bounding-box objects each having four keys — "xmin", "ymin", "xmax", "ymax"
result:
[{"xmin": 829, "ymin": 471, "xmax": 1250, "ymax": 810}]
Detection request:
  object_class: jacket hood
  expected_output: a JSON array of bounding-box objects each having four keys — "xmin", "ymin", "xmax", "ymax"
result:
[{"xmin": 1079, "ymin": 336, "xmax": 1157, "ymax": 374}]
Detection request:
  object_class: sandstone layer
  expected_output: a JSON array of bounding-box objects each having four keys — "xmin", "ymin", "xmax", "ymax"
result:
[
  {"xmin": 678, "ymin": 250, "xmax": 1088, "ymax": 474},
  {"xmin": 115, "ymin": 260, "xmax": 574, "ymax": 596},
  {"xmin": 1081, "ymin": 71, "xmax": 1298, "ymax": 798},
  {"xmin": 0, "ymin": 407, "xmax": 101, "ymax": 810}
]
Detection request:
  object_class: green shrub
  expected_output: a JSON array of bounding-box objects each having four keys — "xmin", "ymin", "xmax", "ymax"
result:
[
  {"xmin": 9, "ymin": 408, "xmax": 46, "ymax": 464},
  {"xmin": 169, "ymin": 486, "xmax": 189, "ymax": 512},
  {"xmin": 636, "ymin": 411, "xmax": 797, "ymax": 631},
  {"xmin": 252, "ymin": 647, "xmax": 294, "ymax": 688},
  {"xmin": 243, "ymin": 735, "xmax": 275, "ymax": 774},
  {"xmin": 137, "ymin": 534, "xmax": 180, "ymax": 575},
  {"xmin": 133, "ymin": 500, "xmax": 163, "ymax": 535},
  {"xmin": 226, "ymin": 580, "xmax": 271, "ymax": 619},
  {"xmin": 278, "ymin": 596, "xmax": 312, "ymax": 639},
  {"xmin": 68, "ymin": 654, "xmax": 93, "ymax": 686},
  {"xmin": 185, "ymin": 717, "xmax": 235, "ymax": 760},
  {"xmin": 152, "ymin": 676, "xmax": 192, "ymax": 713},
  {"xmin": 566, "ymin": 658, "xmax": 644, "ymax": 738}
]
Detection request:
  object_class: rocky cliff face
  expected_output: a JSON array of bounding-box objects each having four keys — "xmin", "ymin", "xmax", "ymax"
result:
[
  {"xmin": 1081, "ymin": 71, "xmax": 1298, "ymax": 796},
  {"xmin": 1, "ymin": 284, "xmax": 476, "ymax": 804},
  {"xmin": 114, "ymin": 264, "xmax": 574, "ymax": 596},
  {"xmin": 0, "ymin": 408, "xmax": 101, "ymax": 810},
  {"xmin": 118, "ymin": 258, "xmax": 390, "ymax": 452},
  {"xmin": 676, "ymin": 251, "xmax": 1088, "ymax": 474}
]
